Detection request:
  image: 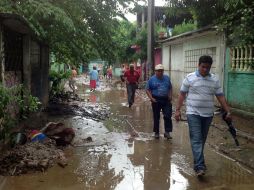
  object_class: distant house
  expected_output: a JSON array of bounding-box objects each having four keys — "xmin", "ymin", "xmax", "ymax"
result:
[
  {"xmin": 159, "ymin": 26, "xmax": 225, "ymax": 97},
  {"xmin": 0, "ymin": 13, "xmax": 49, "ymax": 107},
  {"xmin": 159, "ymin": 25, "xmax": 254, "ymax": 115}
]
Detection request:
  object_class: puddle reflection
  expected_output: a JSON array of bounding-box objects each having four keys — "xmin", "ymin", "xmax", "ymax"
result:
[{"xmin": 170, "ymin": 163, "xmax": 189, "ymax": 190}]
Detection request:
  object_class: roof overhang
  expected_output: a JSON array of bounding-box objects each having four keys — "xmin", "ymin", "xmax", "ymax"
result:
[
  {"xmin": 0, "ymin": 13, "xmax": 34, "ymax": 34},
  {"xmin": 157, "ymin": 25, "xmax": 219, "ymax": 45}
]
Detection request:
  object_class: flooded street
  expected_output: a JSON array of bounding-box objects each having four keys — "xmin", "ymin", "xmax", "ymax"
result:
[{"xmin": 1, "ymin": 80, "xmax": 254, "ymax": 190}]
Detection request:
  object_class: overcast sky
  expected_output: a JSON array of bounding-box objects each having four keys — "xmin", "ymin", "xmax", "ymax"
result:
[{"xmin": 125, "ymin": 0, "xmax": 167, "ymax": 22}]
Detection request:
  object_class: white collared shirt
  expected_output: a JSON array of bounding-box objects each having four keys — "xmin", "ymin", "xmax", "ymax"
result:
[{"xmin": 180, "ymin": 71, "xmax": 223, "ymax": 117}]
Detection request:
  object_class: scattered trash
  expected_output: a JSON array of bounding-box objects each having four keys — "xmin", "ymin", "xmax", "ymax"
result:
[
  {"xmin": 10, "ymin": 132, "xmax": 27, "ymax": 147},
  {"xmin": 29, "ymin": 130, "xmax": 46, "ymax": 142},
  {"xmin": 42, "ymin": 122, "xmax": 75, "ymax": 146},
  {"xmin": 57, "ymin": 152, "xmax": 68, "ymax": 168}
]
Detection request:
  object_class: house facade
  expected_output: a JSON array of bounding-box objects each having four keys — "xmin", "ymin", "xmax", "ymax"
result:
[
  {"xmin": 0, "ymin": 13, "xmax": 49, "ymax": 107},
  {"xmin": 160, "ymin": 26, "xmax": 254, "ymax": 115},
  {"xmin": 160, "ymin": 26, "xmax": 225, "ymax": 96}
]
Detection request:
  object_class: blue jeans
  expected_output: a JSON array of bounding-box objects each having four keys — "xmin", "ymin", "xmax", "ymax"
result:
[
  {"xmin": 151, "ymin": 97, "xmax": 172, "ymax": 134},
  {"xmin": 187, "ymin": 114, "xmax": 213, "ymax": 171},
  {"xmin": 126, "ymin": 83, "xmax": 137, "ymax": 105}
]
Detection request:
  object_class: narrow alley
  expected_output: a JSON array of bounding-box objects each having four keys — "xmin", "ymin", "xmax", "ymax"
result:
[{"xmin": 1, "ymin": 77, "xmax": 254, "ymax": 190}]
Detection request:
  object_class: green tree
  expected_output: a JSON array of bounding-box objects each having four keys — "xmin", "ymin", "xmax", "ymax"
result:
[
  {"xmin": 0, "ymin": 0, "xmax": 137, "ymax": 65},
  {"xmin": 166, "ymin": 0, "xmax": 254, "ymax": 45},
  {"xmin": 217, "ymin": 0, "xmax": 254, "ymax": 45},
  {"xmin": 112, "ymin": 20, "xmax": 137, "ymax": 63}
]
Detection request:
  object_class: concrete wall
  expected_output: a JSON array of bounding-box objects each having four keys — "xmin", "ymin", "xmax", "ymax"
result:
[
  {"xmin": 40, "ymin": 45, "xmax": 49, "ymax": 106},
  {"xmin": 224, "ymin": 48, "xmax": 254, "ymax": 113},
  {"xmin": 227, "ymin": 72, "xmax": 254, "ymax": 112},
  {"xmin": 170, "ymin": 43, "xmax": 184, "ymax": 92},
  {"xmin": 162, "ymin": 45, "xmax": 170, "ymax": 71},
  {"xmin": 30, "ymin": 40, "xmax": 41, "ymax": 99},
  {"xmin": 154, "ymin": 48, "xmax": 162, "ymax": 66},
  {"xmin": 30, "ymin": 40, "xmax": 49, "ymax": 107}
]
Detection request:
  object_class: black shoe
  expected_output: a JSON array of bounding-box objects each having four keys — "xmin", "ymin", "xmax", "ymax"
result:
[
  {"xmin": 129, "ymin": 103, "xmax": 132, "ymax": 108},
  {"xmin": 196, "ymin": 169, "xmax": 205, "ymax": 176},
  {"xmin": 164, "ymin": 132, "xmax": 172, "ymax": 139},
  {"xmin": 154, "ymin": 133, "xmax": 160, "ymax": 139}
]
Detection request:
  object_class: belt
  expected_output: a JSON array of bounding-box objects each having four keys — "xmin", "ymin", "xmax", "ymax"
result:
[{"xmin": 152, "ymin": 95, "xmax": 168, "ymax": 100}]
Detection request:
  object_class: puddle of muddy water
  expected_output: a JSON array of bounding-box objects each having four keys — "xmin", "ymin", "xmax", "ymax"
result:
[{"xmin": 1, "ymin": 83, "xmax": 254, "ymax": 190}]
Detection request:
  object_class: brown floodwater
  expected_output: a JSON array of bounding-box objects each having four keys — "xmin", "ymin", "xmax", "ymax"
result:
[{"xmin": 1, "ymin": 80, "xmax": 254, "ymax": 190}]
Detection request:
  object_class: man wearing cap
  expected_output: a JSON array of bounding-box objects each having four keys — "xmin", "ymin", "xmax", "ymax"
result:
[
  {"xmin": 146, "ymin": 64, "xmax": 173, "ymax": 139},
  {"xmin": 123, "ymin": 64, "xmax": 140, "ymax": 108}
]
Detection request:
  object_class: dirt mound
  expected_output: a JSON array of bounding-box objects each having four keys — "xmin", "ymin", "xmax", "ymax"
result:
[{"xmin": 0, "ymin": 139, "xmax": 66, "ymax": 176}]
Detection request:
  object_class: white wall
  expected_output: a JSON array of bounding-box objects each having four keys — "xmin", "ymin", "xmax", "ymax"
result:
[
  {"xmin": 170, "ymin": 43, "xmax": 185, "ymax": 93},
  {"xmin": 162, "ymin": 45, "xmax": 170, "ymax": 72},
  {"xmin": 161, "ymin": 31, "xmax": 225, "ymax": 96}
]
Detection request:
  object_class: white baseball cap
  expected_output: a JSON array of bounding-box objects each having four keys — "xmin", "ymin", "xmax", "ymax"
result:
[{"xmin": 155, "ymin": 64, "xmax": 164, "ymax": 70}]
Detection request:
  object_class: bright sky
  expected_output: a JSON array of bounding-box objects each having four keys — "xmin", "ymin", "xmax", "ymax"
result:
[{"xmin": 125, "ymin": 0, "xmax": 167, "ymax": 22}]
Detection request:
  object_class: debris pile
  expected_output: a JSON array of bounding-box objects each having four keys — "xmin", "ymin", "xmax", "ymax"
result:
[
  {"xmin": 0, "ymin": 139, "xmax": 67, "ymax": 176},
  {"xmin": 81, "ymin": 103, "xmax": 110, "ymax": 120},
  {"xmin": 42, "ymin": 122, "xmax": 75, "ymax": 146},
  {"xmin": 46, "ymin": 102, "xmax": 110, "ymax": 121}
]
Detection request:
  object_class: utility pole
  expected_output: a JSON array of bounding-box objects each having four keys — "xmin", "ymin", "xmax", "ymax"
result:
[{"xmin": 147, "ymin": 0, "xmax": 154, "ymax": 79}]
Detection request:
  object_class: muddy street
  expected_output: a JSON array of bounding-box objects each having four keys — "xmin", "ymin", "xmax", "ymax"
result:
[{"xmin": 1, "ymin": 79, "xmax": 254, "ymax": 190}]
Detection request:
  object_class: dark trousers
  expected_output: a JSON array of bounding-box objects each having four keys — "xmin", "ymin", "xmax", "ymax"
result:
[
  {"xmin": 127, "ymin": 83, "xmax": 137, "ymax": 105},
  {"xmin": 151, "ymin": 98, "xmax": 172, "ymax": 133}
]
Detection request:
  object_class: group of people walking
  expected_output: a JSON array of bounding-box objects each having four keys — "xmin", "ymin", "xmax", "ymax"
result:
[
  {"xmin": 124, "ymin": 55, "xmax": 231, "ymax": 177},
  {"xmin": 69, "ymin": 55, "xmax": 232, "ymax": 177}
]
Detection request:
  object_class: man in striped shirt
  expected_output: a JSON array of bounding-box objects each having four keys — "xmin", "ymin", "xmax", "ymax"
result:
[{"xmin": 175, "ymin": 55, "xmax": 231, "ymax": 176}]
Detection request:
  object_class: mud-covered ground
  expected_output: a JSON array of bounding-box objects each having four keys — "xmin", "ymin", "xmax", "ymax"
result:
[
  {"xmin": 1, "ymin": 76, "xmax": 254, "ymax": 190},
  {"xmin": 0, "ymin": 78, "xmax": 111, "ymax": 176}
]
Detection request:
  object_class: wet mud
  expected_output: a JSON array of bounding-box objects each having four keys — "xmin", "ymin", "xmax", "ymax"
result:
[{"xmin": 1, "ymin": 77, "xmax": 254, "ymax": 190}]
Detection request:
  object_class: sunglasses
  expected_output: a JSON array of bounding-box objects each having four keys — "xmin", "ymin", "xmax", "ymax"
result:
[{"xmin": 156, "ymin": 70, "xmax": 164, "ymax": 72}]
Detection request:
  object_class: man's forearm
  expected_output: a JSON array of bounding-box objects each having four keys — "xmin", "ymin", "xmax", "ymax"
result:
[
  {"xmin": 146, "ymin": 90, "xmax": 153, "ymax": 100},
  {"xmin": 216, "ymin": 95, "xmax": 230, "ymax": 113}
]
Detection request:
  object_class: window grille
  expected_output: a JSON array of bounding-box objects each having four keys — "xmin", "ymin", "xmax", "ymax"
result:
[{"xmin": 184, "ymin": 47, "xmax": 216, "ymax": 74}]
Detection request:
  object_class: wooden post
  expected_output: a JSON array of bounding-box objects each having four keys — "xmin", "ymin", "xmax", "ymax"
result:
[
  {"xmin": 147, "ymin": 0, "xmax": 155, "ymax": 79},
  {"xmin": 0, "ymin": 24, "xmax": 5, "ymax": 85}
]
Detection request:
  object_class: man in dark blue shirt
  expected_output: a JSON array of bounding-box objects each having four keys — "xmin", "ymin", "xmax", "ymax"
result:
[{"xmin": 146, "ymin": 64, "xmax": 173, "ymax": 139}]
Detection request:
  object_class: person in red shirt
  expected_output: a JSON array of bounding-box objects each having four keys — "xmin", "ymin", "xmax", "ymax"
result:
[{"xmin": 123, "ymin": 64, "xmax": 140, "ymax": 108}]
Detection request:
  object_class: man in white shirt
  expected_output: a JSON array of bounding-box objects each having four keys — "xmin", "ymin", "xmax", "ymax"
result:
[{"xmin": 175, "ymin": 55, "xmax": 231, "ymax": 176}]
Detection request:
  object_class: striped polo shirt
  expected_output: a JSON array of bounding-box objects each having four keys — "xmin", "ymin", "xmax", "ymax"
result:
[{"xmin": 180, "ymin": 70, "xmax": 224, "ymax": 117}]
